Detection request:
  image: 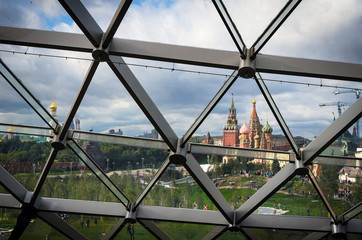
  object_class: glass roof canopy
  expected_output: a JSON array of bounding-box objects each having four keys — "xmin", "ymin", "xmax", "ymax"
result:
[{"xmin": 0, "ymin": 0, "xmax": 362, "ymax": 239}]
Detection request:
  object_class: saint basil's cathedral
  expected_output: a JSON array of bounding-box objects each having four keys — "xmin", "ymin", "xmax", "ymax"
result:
[{"xmin": 223, "ymin": 94, "xmax": 273, "ymax": 150}]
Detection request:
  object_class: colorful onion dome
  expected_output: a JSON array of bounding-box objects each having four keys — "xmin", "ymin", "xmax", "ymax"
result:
[
  {"xmin": 254, "ymin": 134, "xmax": 260, "ymax": 139},
  {"xmin": 262, "ymin": 118, "xmax": 273, "ymax": 133},
  {"xmin": 239, "ymin": 120, "xmax": 250, "ymax": 134}
]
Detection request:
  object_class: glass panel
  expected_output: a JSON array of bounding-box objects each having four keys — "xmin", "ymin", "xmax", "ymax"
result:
[
  {"xmin": 218, "ymin": 231, "xmax": 247, "ymax": 240},
  {"xmin": 314, "ymin": 163, "xmax": 359, "ymax": 217},
  {"xmin": 213, "ymin": 0, "xmax": 245, "ymax": 53},
  {"xmin": 20, "ymin": 216, "xmax": 68, "ymax": 240},
  {"xmin": 263, "ymin": 73, "xmax": 362, "ymax": 143},
  {"xmin": 0, "ymin": 124, "xmax": 51, "ymax": 138},
  {"xmin": 262, "ymin": 176, "xmax": 329, "ymax": 217},
  {"xmin": 0, "ymin": 60, "xmax": 58, "ymax": 130},
  {"xmin": 0, "ymin": 133, "xmax": 51, "ymax": 190},
  {"xmin": 252, "ymin": 0, "xmax": 300, "ymax": 52},
  {"xmin": 143, "ymin": 164, "xmax": 218, "ymax": 210},
  {"xmin": 156, "ymin": 221, "xmax": 215, "ymax": 240},
  {"xmin": 248, "ymin": 228, "xmax": 313, "ymax": 240},
  {"xmin": 223, "ymin": 0, "xmax": 288, "ymax": 47},
  {"xmin": 0, "ymin": 208, "xmax": 21, "ymax": 239},
  {"xmin": 320, "ymin": 116, "xmax": 361, "ymax": 160}
]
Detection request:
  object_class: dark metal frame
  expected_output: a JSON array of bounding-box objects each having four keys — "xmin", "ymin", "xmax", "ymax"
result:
[{"xmin": 0, "ymin": 0, "xmax": 361, "ymax": 239}]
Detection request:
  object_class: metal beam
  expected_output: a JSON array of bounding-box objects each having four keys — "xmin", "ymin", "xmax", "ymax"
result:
[
  {"xmin": 59, "ymin": 61, "xmax": 99, "ymax": 141},
  {"xmin": 307, "ymin": 170, "xmax": 337, "ymax": 223},
  {"xmin": 0, "ymin": 166, "xmax": 28, "ymax": 203},
  {"xmin": 184, "ymin": 154, "xmax": 234, "ymax": 223},
  {"xmin": 302, "ymin": 232, "xmax": 329, "ymax": 240},
  {"xmin": 235, "ymin": 163, "xmax": 296, "ymax": 223},
  {"xmin": 68, "ymin": 140, "xmax": 131, "ymax": 206},
  {"xmin": 251, "ymin": 0, "xmax": 301, "ymax": 58},
  {"xmin": 30, "ymin": 148, "xmax": 59, "ymax": 206},
  {"xmin": 9, "ymin": 207, "xmax": 34, "ymax": 240},
  {"xmin": 0, "ymin": 194, "xmax": 22, "ymax": 209},
  {"xmin": 0, "ymin": 59, "xmax": 58, "ymax": 130},
  {"xmin": 138, "ymin": 219, "xmax": 172, "ymax": 240},
  {"xmin": 182, "ymin": 70, "xmax": 238, "ymax": 146},
  {"xmin": 35, "ymin": 197, "xmax": 127, "ymax": 217},
  {"xmin": 2, "ymin": 27, "xmax": 362, "ymax": 82},
  {"xmin": 255, "ymin": 54, "xmax": 362, "ymax": 82},
  {"xmin": 201, "ymin": 226, "xmax": 227, "ymax": 240},
  {"xmin": 134, "ymin": 157, "xmax": 171, "ymax": 209},
  {"xmin": 102, "ymin": 0, "xmax": 133, "ymax": 48},
  {"xmin": 254, "ymin": 73, "xmax": 300, "ymax": 159},
  {"xmin": 341, "ymin": 202, "xmax": 362, "ymax": 223},
  {"xmin": 347, "ymin": 219, "xmax": 362, "ymax": 234},
  {"xmin": 137, "ymin": 205, "xmax": 229, "ymax": 226},
  {"xmin": 240, "ymin": 214, "xmax": 331, "ymax": 232},
  {"xmin": 72, "ymin": 130, "xmax": 168, "ymax": 150},
  {"xmin": 37, "ymin": 211, "xmax": 88, "ymax": 240},
  {"xmin": 59, "ymin": 0, "xmax": 103, "ymax": 47},
  {"xmin": 107, "ymin": 55, "xmax": 178, "ymax": 152},
  {"xmin": 303, "ymin": 97, "xmax": 362, "ymax": 164},
  {"xmin": 212, "ymin": 0, "xmax": 246, "ymax": 58},
  {"xmin": 103, "ymin": 218, "xmax": 127, "ymax": 240}
]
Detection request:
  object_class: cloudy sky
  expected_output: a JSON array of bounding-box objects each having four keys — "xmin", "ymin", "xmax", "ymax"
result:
[{"xmin": 0, "ymin": 0, "xmax": 361, "ymax": 141}]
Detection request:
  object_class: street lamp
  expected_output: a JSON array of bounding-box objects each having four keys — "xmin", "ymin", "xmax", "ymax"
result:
[{"xmin": 106, "ymin": 159, "xmax": 109, "ymax": 172}]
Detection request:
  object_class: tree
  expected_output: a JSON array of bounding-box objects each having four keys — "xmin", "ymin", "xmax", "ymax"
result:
[
  {"xmin": 272, "ymin": 160, "xmax": 281, "ymax": 173},
  {"xmin": 350, "ymin": 176, "xmax": 362, "ymax": 203}
]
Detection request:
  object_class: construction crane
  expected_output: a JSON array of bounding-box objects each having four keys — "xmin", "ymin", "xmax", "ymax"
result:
[
  {"xmin": 333, "ymin": 89, "xmax": 360, "ymax": 144},
  {"xmin": 319, "ymin": 102, "xmax": 351, "ymax": 147},
  {"xmin": 319, "ymin": 102, "xmax": 351, "ymax": 117}
]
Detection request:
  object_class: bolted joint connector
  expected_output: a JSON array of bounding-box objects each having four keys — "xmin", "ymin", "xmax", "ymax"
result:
[
  {"xmin": 51, "ymin": 133, "xmax": 67, "ymax": 150},
  {"xmin": 294, "ymin": 159, "xmax": 309, "ymax": 176},
  {"xmin": 125, "ymin": 206, "xmax": 137, "ymax": 224},
  {"xmin": 238, "ymin": 48, "xmax": 255, "ymax": 79},
  {"xmin": 169, "ymin": 139, "xmax": 187, "ymax": 164},
  {"xmin": 331, "ymin": 222, "xmax": 347, "ymax": 239},
  {"xmin": 92, "ymin": 38, "xmax": 110, "ymax": 62},
  {"xmin": 228, "ymin": 223, "xmax": 239, "ymax": 232}
]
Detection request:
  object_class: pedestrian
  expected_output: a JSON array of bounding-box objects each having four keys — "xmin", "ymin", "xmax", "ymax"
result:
[
  {"xmin": 278, "ymin": 203, "xmax": 281, "ymax": 209},
  {"xmin": 86, "ymin": 218, "xmax": 90, "ymax": 227},
  {"xmin": 80, "ymin": 221, "xmax": 84, "ymax": 228},
  {"xmin": 94, "ymin": 218, "xmax": 97, "ymax": 225}
]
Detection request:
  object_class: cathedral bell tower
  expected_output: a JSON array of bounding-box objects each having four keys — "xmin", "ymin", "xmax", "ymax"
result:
[{"xmin": 223, "ymin": 94, "xmax": 240, "ymax": 147}]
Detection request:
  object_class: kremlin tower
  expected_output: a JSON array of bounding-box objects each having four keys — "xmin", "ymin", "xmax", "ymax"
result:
[{"xmin": 223, "ymin": 94, "xmax": 239, "ymax": 147}]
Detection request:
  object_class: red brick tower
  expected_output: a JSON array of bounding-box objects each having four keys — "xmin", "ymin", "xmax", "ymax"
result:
[{"xmin": 223, "ymin": 94, "xmax": 239, "ymax": 147}]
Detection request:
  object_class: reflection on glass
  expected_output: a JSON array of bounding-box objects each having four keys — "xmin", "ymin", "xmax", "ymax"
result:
[
  {"xmin": 20, "ymin": 217, "xmax": 68, "ymax": 240},
  {"xmin": 72, "ymin": 131, "xmax": 168, "ymax": 150},
  {"xmin": 0, "ymin": 61, "xmax": 58, "ymax": 130},
  {"xmin": 213, "ymin": 0, "xmax": 245, "ymax": 54},
  {"xmin": 68, "ymin": 141, "xmax": 130, "ymax": 206},
  {"xmin": 262, "ymin": 176, "xmax": 329, "ymax": 217},
  {"xmin": 218, "ymin": 231, "xmax": 247, "ymax": 240},
  {"xmin": 0, "ymin": 208, "xmax": 21, "ymax": 239},
  {"xmin": 190, "ymin": 144, "xmax": 291, "ymax": 161},
  {"xmin": 248, "ymin": 228, "xmax": 312, "ymax": 240},
  {"xmin": 0, "ymin": 124, "xmax": 51, "ymax": 137},
  {"xmin": 156, "ymin": 221, "xmax": 215, "ymax": 240}
]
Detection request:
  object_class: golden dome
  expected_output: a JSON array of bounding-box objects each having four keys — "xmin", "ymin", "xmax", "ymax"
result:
[
  {"xmin": 252, "ymin": 99, "xmax": 256, "ymax": 104},
  {"xmin": 50, "ymin": 99, "xmax": 57, "ymax": 110}
]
